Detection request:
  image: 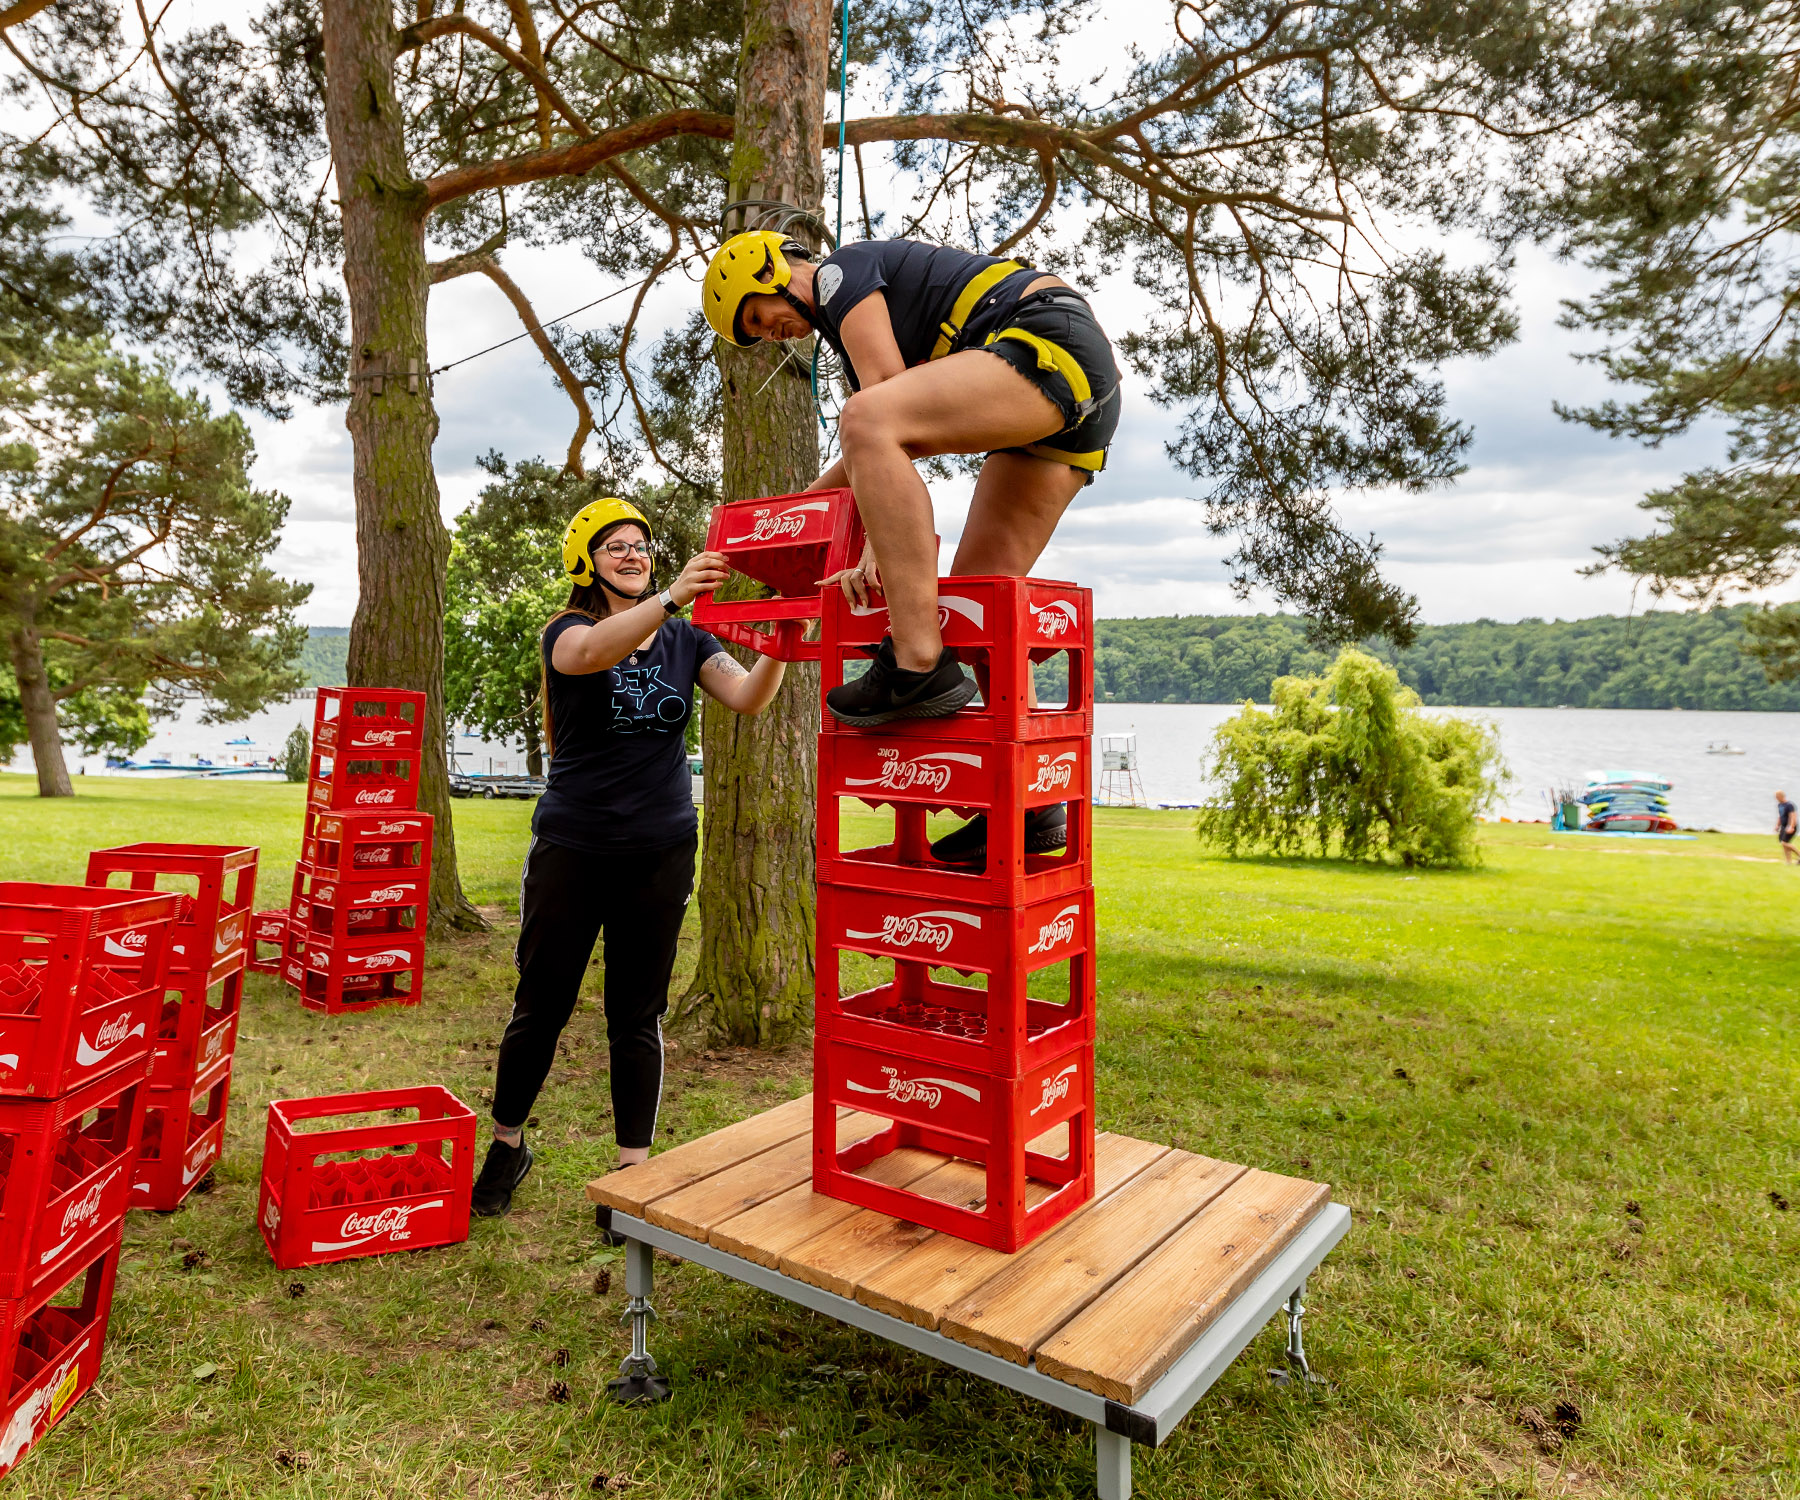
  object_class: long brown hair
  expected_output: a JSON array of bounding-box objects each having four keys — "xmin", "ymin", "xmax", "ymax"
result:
[{"xmin": 539, "ymin": 522, "xmax": 650, "ymax": 762}]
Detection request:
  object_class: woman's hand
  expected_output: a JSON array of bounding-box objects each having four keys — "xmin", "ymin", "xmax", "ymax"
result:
[
  {"xmin": 672, "ymin": 550, "xmax": 732, "ymax": 607},
  {"xmin": 817, "ymin": 542, "xmax": 881, "ymax": 608}
]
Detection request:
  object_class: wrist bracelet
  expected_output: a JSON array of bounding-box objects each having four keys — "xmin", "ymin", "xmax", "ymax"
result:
[{"xmin": 659, "ymin": 587, "xmax": 682, "ymax": 616}]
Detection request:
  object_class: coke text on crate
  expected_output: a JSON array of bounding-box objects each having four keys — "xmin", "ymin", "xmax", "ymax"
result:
[
  {"xmin": 258, "ymin": 1086, "xmax": 476, "ymax": 1270},
  {"xmin": 84, "ymin": 843, "xmax": 257, "ymax": 983},
  {"xmin": 312, "ymin": 686, "xmax": 426, "ymax": 754}
]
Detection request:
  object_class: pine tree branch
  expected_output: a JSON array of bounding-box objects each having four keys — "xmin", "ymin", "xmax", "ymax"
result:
[
  {"xmin": 0, "ymin": 0, "xmax": 57, "ymax": 30},
  {"xmin": 399, "ymin": 12, "xmax": 592, "ymax": 140}
]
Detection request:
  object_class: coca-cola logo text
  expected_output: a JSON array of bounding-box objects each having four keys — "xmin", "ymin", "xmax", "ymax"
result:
[
  {"xmin": 354, "ymin": 728, "xmax": 404, "ymax": 746},
  {"xmin": 845, "ymin": 748, "xmax": 981, "ymax": 795},
  {"xmin": 1032, "ymin": 598, "xmax": 1080, "ymax": 637},
  {"xmin": 1030, "ymin": 1063, "xmax": 1078, "ymax": 1116},
  {"xmin": 58, "ymin": 1171, "xmax": 116, "ymax": 1238},
  {"xmin": 1030, "ymin": 751, "xmax": 1077, "ymax": 793},
  {"xmin": 92, "ymin": 1012, "xmax": 136, "ymax": 1050},
  {"xmin": 351, "ymin": 947, "xmax": 413, "ymax": 971},
  {"xmin": 846, "ymin": 1067, "xmax": 981, "ymax": 1110},
  {"xmin": 1026, "ymin": 903, "xmax": 1081, "ymax": 955},
  {"xmin": 726, "ymin": 498, "xmax": 828, "ymax": 545},
  {"xmin": 353, "ymin": 788, "xmax": 399, "ymax": 806},
  {"xmin": 360, "ymin": 886, "xmax": 408, "ymax": 904}
]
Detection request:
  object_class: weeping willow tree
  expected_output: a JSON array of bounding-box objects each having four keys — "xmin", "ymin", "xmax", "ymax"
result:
[{"xmin": 4, "ymin": 0, "xmax": 1584, "ymax": 1032}]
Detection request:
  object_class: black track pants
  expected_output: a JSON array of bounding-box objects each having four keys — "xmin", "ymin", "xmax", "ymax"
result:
[{"xmin": 493, "ymin": 834, "xmax": 695, "ymax": 1147}]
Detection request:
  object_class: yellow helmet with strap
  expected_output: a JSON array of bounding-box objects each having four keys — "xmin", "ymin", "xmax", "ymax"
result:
[
  {"xmin": 703, "ymin": 230, "xmax": 813, "ymax": 346},
  {"xmin": 562, "ymin": 496, "xmax": 651, "ymax": 586}
]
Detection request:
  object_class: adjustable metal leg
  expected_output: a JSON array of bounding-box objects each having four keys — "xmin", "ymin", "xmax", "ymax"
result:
[
  {"xmin": 1267, "ymin": 1279, "xmax": 1328, "ymax": 1389},
  {"xmin": 607, "ymin": 1236, "xmax": 671, "ymax": 1405},
  {"xmin": 1095, "ymin": 1424, "xmax": 1132, "ymax": 1500}
]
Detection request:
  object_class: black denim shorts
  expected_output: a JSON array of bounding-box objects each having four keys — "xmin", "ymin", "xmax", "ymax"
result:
[{"xmin": 977, "ymin": 289, "xmax": 1122, "ymax": 483}]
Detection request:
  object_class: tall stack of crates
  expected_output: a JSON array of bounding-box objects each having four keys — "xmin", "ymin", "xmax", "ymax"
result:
[
  {"xmin": 84, "ymin": 844, "xmax": 258, "ymax": 1212},
  {"xmin": 284, "ymin": 687, "xmax": 432, "ymax": 1013},
  {"xmin": 812, "ymin": 574, "xmax": 1098, "ymax": 1252},
  {"xmin": 0, "ymin": 881, "xmax": 178, "ymax": 1475}
]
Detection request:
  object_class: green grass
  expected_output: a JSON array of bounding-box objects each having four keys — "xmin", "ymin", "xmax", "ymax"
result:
[{"xmin": 0, "ymin": 772, "xmax": 1795, "ymax": 1498}]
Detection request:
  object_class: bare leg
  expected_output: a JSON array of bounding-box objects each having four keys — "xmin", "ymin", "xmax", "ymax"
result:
[
  {"xmin": 837, "ymin": 352, "xmax": 1065, "ymax": 671},
  {"xmin": 952, "ymin": 449, "xmax": 1088, "ymax": 578}
]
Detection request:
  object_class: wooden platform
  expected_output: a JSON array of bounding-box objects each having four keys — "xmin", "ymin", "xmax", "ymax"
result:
[{"xmin": 587, "ymin": 1094, "xmax": 1333, "ymax": 1404}]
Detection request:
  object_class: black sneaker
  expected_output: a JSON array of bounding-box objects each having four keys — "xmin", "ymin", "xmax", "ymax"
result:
[
  {"xmin": 471, "ymin": 1138, "xmax": 533, "ymax": 1218},
  {"xmin": 930, "ymin": 804, "xmax": 1068, "ymax": 864},
  {"xmin": 825, "ymin": 638, "xmax": 978, "ymax": 727}
]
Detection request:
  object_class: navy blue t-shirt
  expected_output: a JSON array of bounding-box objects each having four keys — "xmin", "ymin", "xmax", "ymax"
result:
[
  {"xmin": 1779, "ymin": 799, "xmax": 1796, "ymax": 838},
  {"xmin": 532, "ymin": 614, "xmax": 724, "ymax": 853},
  {"xmin": 809, "ymin": 239, "xmax": 1041, "ymax": 389}
]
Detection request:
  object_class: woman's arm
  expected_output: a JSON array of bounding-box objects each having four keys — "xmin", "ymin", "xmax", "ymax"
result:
[
  {"xmin": 550, "ymin": 553, "xmax": 730, "ymax": 676},
  {"xmin": 697, "ymin": 650, "xmax": 786, "ymax": 715}
]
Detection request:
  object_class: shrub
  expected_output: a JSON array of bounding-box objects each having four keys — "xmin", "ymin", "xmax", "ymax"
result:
[
  {"xmin": 1197, "ymin": 648, "xmax": 1504, "ymax": 867},
  {"xmin": 281, "ymin": 725, "xmax": 310, "ymax": 783}
]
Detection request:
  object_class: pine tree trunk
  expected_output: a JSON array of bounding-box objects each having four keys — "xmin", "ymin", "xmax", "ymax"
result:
[
  {"xmin": 523, "ymin": 708, "xmax": 543, "ymax": 778},
  {"xmin": 683, "ymin": 0, "xmax": 830, "ymax": 1046},
  {"xmin": 8, "ymin": 622, "xmax": 71, "ymax": 797},
  {"xmin": 320, "ymin": 1, "xmax": 482, "ymax": 932}
]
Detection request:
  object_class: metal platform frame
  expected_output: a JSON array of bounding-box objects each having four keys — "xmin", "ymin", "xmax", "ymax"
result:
[{"xmin": 604, "ymin": 1201, "xmax": 1350, "ymax": 1499}]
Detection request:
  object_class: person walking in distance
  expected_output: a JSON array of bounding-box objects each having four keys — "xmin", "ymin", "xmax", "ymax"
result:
[
  {"xmin": 470, "ymin": 498, "xmax": 787, "ymax": 1217},
  {"xmin": 1777, "ymin": 790, "xmax": 1798, "ymax": 865}
]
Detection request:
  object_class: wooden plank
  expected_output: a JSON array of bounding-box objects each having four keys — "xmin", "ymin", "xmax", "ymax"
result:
[
  {"xmin": 586, "ymin": 1094, "xmax": 815, "ymax": 1214},
  {"xmin": 646, "ymin": 1112, "xmax": 889, "ymax": 1238},
  {"xmin": 855, "ymin": 1133, "xmax": 1170, "ymax": 1330},
  {"xmin": 708, "ymin": 1148, "xmax": 942, "ymax": 1268},
  {"xmin": 779, "ymin": 1158, "xmax": 990, "ymax": 1298},
  {"xmin": 937, "ymin": 1150, "xmax": 1245, "ymax": 1365},
  {"xmin": 1035, "ymin": 1171, "xmax": 1330, "ymax": 1402}
]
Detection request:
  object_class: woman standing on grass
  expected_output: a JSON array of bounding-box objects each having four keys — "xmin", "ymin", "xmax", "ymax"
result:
[{"xmin": 471, "ymin": 497, "xmax": 786, "ymax": 1217}]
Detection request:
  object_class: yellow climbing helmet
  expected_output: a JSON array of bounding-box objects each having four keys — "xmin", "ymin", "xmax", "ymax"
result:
[
  {"xmin": 562, "ymin": 496, "xmax": 651, "ymax": 585},
  {"xmin": 702, "ymin": 230, "xmax": 814, "ymax": 346}
]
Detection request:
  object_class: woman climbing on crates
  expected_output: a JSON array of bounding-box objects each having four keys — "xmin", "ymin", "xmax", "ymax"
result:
[
  {"xmin": 471, "ymin": 498, "xmax": 787, "ymax": 1217},
  {"xmin": 702, "ymin": 230, "xmax": 1121, "ymax": 860}
]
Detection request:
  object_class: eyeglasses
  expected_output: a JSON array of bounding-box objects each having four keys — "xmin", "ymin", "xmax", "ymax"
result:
[{"xmin": 601, "ymin": 540, "xmax": 652, "ymax": 559}]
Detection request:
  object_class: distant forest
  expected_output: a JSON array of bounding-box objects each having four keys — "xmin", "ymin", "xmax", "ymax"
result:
[
  {"xmin": 1087, "ymin": 606, "xmax": 1800, "ymax": 709},
  {"xmin": 300, "ymin": 605, "xmax": 1800, "ymax": 711}
]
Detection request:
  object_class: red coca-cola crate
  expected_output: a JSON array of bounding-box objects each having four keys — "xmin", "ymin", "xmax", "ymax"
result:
[
  {"xmin": 306, "ymin": 749, "xmax": 421, "ymax": 812},
  {"xmin": 300, "ymin": 809, "xmax": 434, "ymax": 878},
  {"xmin": 131, "ymin": 1056, "xmax": 230, "ymax": 1212},
  {"xmin": 247, "ymin": 910, "xmax": 288, "ymax": 976},
  {"xmin": 0, "ymin": 1238, "xmax": 121, "ymax": 1479},
  {"xmin": 281, "ymin": 930, "xmax": 424, "ymax": 1014},
  {"xmin": 84, "ymin": 843, "xmax": 256, "ymax": 982},
  {"xmin": 257, "ymin": 1085, "xmax": 476, "ymax": 1270},
  {"xmin": 0, "ymin": 884, "xmax": 176, "ymax": 1099},
  {"xmin": 312, "ymin": 686, "xmax": 426, "ymax": 754},
  {"xmin": 289, "ymin": 867, "xmax": 425, "ymax": 943},
  {"xmin": 0, "ymin": 1061, "xmax": 146, "ymax": 1300},
  {"xmin": 147, "ymin": 969, "xmax": 242, "ymax": 1089},
  {"xmin": 690, "ymin": 488, "xmax": 863, "ymax": 661},
  {"xmin": 816, "ymin": 881, "xmax": 1094, "ymax": 1073},
  {"xmin": 813, "ymin": 1034, "xmax": 1095, "ymax": 1253},
  {"xmin": 820, "ymin": 576, "xmax": 1093, "ymax": 740},
  {"xmin": 820, "ymin": 798, "xmax": 1090, "ymax": 907}
]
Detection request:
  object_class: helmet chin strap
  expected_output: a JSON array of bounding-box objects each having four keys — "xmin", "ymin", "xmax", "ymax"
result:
[
  {"xmin": 596, "ymin": 571, "xmax": 654, "ymax": 603},
  {"xmin": 777, "ymin": 285, "xmax": 815, "ymax": 329}
]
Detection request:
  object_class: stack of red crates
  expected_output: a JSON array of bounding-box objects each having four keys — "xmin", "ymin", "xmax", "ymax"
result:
[
  {"xmin": 84, "ymin": 844, "xmax": 258, "ymax": 1212},
  {"xmin": 0, "ymin": 881, "xmax": 178, "ymax": 1475},
  {"xmin": 283, "ymin": 687, "xmax": 433, "ymax": 1013},
  {"xmin": 812, "ymin": 574, "xmax": 1099, "ymax": 1252}
]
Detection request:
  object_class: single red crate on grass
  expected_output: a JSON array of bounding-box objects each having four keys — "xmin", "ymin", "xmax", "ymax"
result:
[
  {"xmin": 247, "ymin": 910, "xmax": 287, "ymax": 976},
  {"xmin": 812, "ymin": 1034, "xmax": 1095, "ymax": 1254},
  {"xmin": 257, "ymin": 1085, "xmax": 475, "ymax": 1269},
  {"xmin": 300, "ymin": 809, "xmax": 434, "ymax": 876},
  {"xmin": 306, "ymin": 750, "xmax": 421, "ymax": 812},
  {"xmin": 281, "ymin": 930, "xmax": 424, "ymax": 1014},
  {"xmin": 815, "ymin": 881, "xmax": 1095, "ymax": 1074},
  {"xmin": 819, "ymin": 576, "xmax": 1094, "ymax": 741},
  {"xmin": 84, "ymin": 844, "xmax": 256, "ymax": 982},
  {"xmin": 0, "ymin": 884, "xmax": 176, "ymax": 1099},
  {"xmin": 0, "ymin": 1061, "xmax": 146, "ymax": 1300},
  {"xmin": 689, "ymin": 488, "xmax": 863, "ymax": 661},
  {"xmin": 147, "ymin": 969, "xmax": 242, "ymax": 1088},
  {"xmin": 131, "ymin": 1055, "xmax": 230, "ymax": 1211},
  {"xmin": 311, "ymin": 686, "xmax": 426, "ymax": 754},
  {"xmin": 289, "ymin": 868, "xmax": 425, "ymax": 943},
  {"xmin": 0, "ymin": 1237, "xmax": 122, "ymax": 1479}
]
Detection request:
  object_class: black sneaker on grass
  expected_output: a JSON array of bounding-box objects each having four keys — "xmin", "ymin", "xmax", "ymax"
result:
[
  {"xmin": 471, "ymin": 1137, "xmax": 533, "ymax": 1218},
  {"xmin": 930, "ymin": 804, "xmax": 1068, "ymax": 865},
  {"xmin": 825, "ymin": 638, "xmax": 978, "ymax": 728}
]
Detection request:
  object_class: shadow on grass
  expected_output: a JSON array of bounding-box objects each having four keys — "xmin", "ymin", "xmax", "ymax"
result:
[{"xmin": 1103, "ymin": 941, "xmax": 1453, "ymax": 1013}]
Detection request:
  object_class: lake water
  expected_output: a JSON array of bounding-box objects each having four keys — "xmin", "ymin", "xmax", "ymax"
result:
[{"xmin": 11, "ymin": 698, "xmax": 1797, "ymax": 836}]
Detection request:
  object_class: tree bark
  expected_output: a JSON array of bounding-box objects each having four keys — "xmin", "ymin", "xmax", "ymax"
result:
[
  {"xmin": 8, "ymin": 621, "xmax": 72, "ymax": 797},
  {"xmin": 683, "ymin": 0, "xmax": 830, "ymax": 1046},
  {"xmin": 321, "ymin": 0, "xmax": 482, "ymax": 932},
  {"xmin": 523, "ymin": 705, "xmax": 543, "ymax": 778}
]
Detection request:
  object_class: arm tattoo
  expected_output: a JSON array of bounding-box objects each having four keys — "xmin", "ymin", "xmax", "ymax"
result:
[{"xmin": 703, "ymin": 653, "xmax": 749, "ymax": 684}]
